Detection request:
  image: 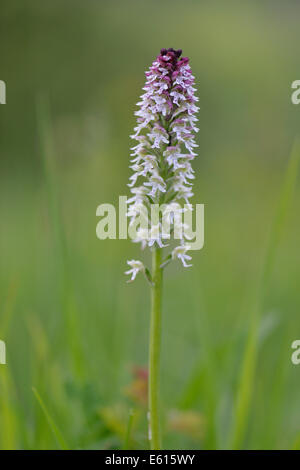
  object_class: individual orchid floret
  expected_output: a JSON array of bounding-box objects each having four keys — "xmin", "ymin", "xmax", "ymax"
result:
[
  {"xmin": 125, "ymin": 260, "xmax": 145, "ymax": 282},
  {"xmin": 172, "ymin": 244, "xmax": 192, "ymax": 268}
]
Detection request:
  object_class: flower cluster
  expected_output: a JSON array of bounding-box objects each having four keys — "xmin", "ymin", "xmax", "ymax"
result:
[{"xmin": 126, "ymin": 48, "xmax": 199, "ymax": 280}]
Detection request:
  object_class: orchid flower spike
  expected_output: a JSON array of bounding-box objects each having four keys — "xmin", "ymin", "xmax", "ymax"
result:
[
  {"xmin": 125, "ymin": 49, "xmax": 200, "ymax": 450},
  {"xmin": 126, "ymin": 48, "xmax": 199, "ymax": 279}
]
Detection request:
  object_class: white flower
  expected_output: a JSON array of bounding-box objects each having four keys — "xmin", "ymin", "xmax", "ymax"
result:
[
  {"xmin": 172, "ymin": 245, "xmax": 192, "ymax": 267},
  {"xmin": 134, "ymin": 228, "xmax": 150, "ymax": 250},
  {"xmin": 144, "ymin": 172, "xmax": 166, "ymax": 198},
  {"xmin": 125, "ymin": 260, "xmax": 145, "ymax": 282},
  {"xmin": 147, "ymin": 125, "xmax": 169, "ymax": 148},
  {"xmin": 148, "ymin": 224, "xmax": 168, "ymax": 248}
]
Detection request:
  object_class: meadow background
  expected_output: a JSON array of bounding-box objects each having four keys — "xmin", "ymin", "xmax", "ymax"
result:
[{"xmin": 0, "ymin": 0, "xmax": 300, "ymax": 450}]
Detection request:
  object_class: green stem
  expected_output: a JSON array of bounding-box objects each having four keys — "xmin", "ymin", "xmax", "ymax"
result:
[{"xmin": 148, "ymin": 247, "xmax": 163, "ymax": 450}]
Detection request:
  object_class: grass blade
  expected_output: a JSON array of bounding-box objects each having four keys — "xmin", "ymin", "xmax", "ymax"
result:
[
  {"xmin": 123, "ymin": 408, "xmax": 135, "ymax": 450},
  {"xmin": 32, "ymin": 387, "xmax": 69, "ymax": 450}
]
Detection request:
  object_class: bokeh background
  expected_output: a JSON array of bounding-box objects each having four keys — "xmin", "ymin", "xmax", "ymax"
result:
[{"xmin": 0, "ymin": 0, "xmax": 300, "ymax": 450}]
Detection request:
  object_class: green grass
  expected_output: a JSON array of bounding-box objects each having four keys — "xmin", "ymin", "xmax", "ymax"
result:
[
  {"xmin": 1, "ymin": 88, "xmax": 300, "ymax": 451},
  {"xmin": 32, "ymin": 387, "xmax": 69, "ymax": 450},
  {"xmin": 0, "ymin": 137, "xmax": 299, "ymax": 450}
]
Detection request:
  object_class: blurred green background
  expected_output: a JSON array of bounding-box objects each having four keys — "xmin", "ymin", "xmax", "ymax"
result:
[{"xmin": 0, "ymin": 0, "xmax": 300, "ymax": 450}]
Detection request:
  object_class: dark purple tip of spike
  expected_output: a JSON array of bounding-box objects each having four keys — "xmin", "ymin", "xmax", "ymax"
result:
[{"xmin": 160, "ymin": 48, "xmax": 182, "ymax": 59}]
